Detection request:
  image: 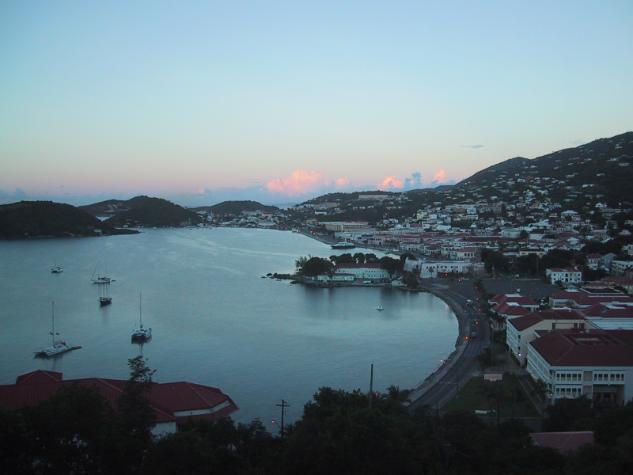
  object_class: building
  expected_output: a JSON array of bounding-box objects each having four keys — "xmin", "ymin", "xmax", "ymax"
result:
[
  {"xmin": 418, "ymin": 260, "xmax": 484, "ymax": 278},
  {"xmin": 527, "ymin": 330, "xmax": 633, "ymax": 406},
  {"xmin": 334, "ymin": 263, "xmax": 390, "ymax": 282},
  {"xmin": 506, "ymin": 309, "xmax": 586, "ymax": 365},
  {"xmin": 549, "ymin": 287, "xmax": 633, "ymax": 309},
  {"xmin": 0, "ymin": 370, "xmax": 238, "ymax": 437},
  {"xmin": 546, "ymin": 268, "xmax": 582, "ymax": 285}
]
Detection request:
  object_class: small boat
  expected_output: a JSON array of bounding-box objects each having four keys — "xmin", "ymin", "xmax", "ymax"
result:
[
  {"xmin": 376, "ymin": 305, "xmax": 384, "ymax": 311},
  {"xmin": 50, "ymin": 265, "xmax": 63, "ymax": 274},
  {"xmin": 99, "ymin": 282, "xmax": 112, "ymax": 307},
  {"xmin": 131, "ymin": 293, "xmax": 152, "ymax": 343},
  {"xmin": 35, "ymin": 302, "xmax": 81, "ymax": 358},
  {"xmin": 331, "ymin": 241, "xmax": 355, "ymax": 250}
]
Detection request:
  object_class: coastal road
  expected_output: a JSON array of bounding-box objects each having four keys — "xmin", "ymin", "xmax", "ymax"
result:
[{"xmin": 407, "ymin": 280, "xmax": 491, "ymax": 413}]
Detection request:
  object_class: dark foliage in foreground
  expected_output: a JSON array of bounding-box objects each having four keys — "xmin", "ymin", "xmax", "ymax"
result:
[{"xmin": 2, "ymin": 370, "xmax": 633, "ymax": 474}]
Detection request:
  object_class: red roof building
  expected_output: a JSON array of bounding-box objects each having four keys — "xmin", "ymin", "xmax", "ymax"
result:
[
  {"xmin": 0, "ymin": 370, "xmax": 238, "ymax": 436},
  {"xmin": 527, "ymin": 330, "xmax": 633, "ymax": 406}
]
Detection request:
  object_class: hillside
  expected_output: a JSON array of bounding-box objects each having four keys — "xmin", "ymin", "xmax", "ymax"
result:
[
  {"xmin": 456, "ymin": 131, "xmax": 633, "ymax": 208},
  {"xmin": 0, "ymin": 201, "xmax": 136, "ymax": 239},
  {"xmin": 79, "ymin": 199, "xmax": 128, "ymax": 217},
  {"xmin": 103, "ymin": 196, "xmax": 202, "ymax": 227},
  {"xmin": 294, "ymin": 131, "xmax": 633, "ymax": 223},
  {"xmin": 199, "ymin": 200, "xmax": 278, "ymax": 215}
]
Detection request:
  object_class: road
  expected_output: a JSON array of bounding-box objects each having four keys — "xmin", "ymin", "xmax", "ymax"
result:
[{"xmin": 407, "ymin": 279, "xmax": 491, "ymax": 412}]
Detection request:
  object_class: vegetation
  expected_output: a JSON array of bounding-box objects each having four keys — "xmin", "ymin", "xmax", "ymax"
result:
[
  {"xmin": 3, "ymin": 366, "xmax": 633, "ymax": 474},
  {"xmin": 206, "ymin": 200, "xmax": 278, "ymax": 216},
  {"xmin": 105, "ymin": 196, "xmax": 202, "ymax": 227},
  {"xmin": 295, "ymin": 256, "xmax": 333, "ymax": 276},
  {"xmin": 0, "ymin": 200, "xmax": 136, "ymax": 239}
]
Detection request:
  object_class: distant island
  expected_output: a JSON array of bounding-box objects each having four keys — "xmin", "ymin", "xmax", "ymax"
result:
[{"xmin": 0, "ymin": 201, "xmax": 137, "ymax": 239}]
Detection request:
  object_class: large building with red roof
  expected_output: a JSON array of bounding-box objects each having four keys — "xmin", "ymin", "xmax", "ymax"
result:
[
  {"xmin": 506, "ymin": 309, "xmax": 586, "ymax": 365},
  {"xmin": 526, "ymin": 330, "xmax": 633, "ymax": 406},
  {"xmin": 0, "ymin": 370, "xmax": 238, "ymax": 436}
]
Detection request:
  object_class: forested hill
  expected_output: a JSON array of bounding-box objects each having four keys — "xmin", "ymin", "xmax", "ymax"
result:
[
  {"xmin": 98, "ymin": 196, "xmax": 202, "ymax": 227},
  {"xmin": 200, "ymin": 200, "xmax": 278, "ymax": 215},
  {"xmin": 0, "ymin": 201, "xmax": 136, "ymax": 239}
]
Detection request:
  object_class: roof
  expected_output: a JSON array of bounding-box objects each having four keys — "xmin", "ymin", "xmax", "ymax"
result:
[
  {"xmin": 0, "ymin": 371, "xmax": 238, "ymax": 424},
  {"xmin": 530, "ymin": 431, "xmax": 594, "ymax": 453},
  {"xmin": 496, "ymin": 304, "xmax": 530, "ymax": 317},
  {"xmin": 582, "ymin": 303, "xmax": 633, "ymax": 319},
  {"xmin": 529, "ymin": 330, "xmax": 633, "ymax": 367},
  {"xmin": 509, "ymin": 313, "xmax": 544, "ymax": 331}
]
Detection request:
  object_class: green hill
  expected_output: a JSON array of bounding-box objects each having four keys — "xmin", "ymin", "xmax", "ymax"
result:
[
  {"xmin": 103, "ymin": 196, "xmax": 202, "ymax": 227},
  {"xmin": 203, "ymin": 200, "xmax": 278, "ymax": 215},
  {"xmin": 0, "ymin": 201, "xmax": 135, "ymax": 239}
]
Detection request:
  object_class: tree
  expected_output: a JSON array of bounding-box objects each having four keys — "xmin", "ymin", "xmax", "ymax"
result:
[
  {"xmin": 353, "ymin": 252, "xmax": 366, "ymax": 264},
  {"xmin": 379, "ymin": 256, "xmax": 401, "ymax": 276},
  {"xmin": 116, "ymin": 356, "xmax": 157, "ymax": 474},
  {"xmin": 298, "ymin": 257, "xmax": 333, "ymax": 276}
]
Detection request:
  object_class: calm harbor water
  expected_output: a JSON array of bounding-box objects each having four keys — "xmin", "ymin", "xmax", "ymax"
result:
[{"xmin": 0, "ymin": 228, "xmax": 457, "ymax": 425}]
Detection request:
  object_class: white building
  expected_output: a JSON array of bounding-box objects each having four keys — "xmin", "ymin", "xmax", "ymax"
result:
[
  {"xmin": 418, "ymin": 260, "xmax": 483, "ymax": 278},
  {"xmin": 527, "ymin": 330, "xmax": 633, "ymax": 406},
  {"xmin": 334, "ymin": 263, "xmax": 390, "ymax": 282},
  {"xmin": 546, "ymin": 268, "xmax": 582, "ymax": 285}
]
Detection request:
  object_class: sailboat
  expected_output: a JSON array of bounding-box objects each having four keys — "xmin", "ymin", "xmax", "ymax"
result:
[
  {"xmin": 91, "ymin": 264, "xmax": 113, "ymax": 284},
  {"xmin": 99, "ymin": 282, "xmax": 112, "ymax": 306},
  {"xmin": 50, "ymin": 264, "xmax": 63, "ymax": 274},
  {"xmin": 35, "ymin": 302, "xmax": 81, "ymax": 358},
  {"xmin": 376, "ymin": 304, "xmax": 384, "ymax": 311},
  {"xmin": 131, "ymin": 293, "xmax": 152, "ymax": 343}
]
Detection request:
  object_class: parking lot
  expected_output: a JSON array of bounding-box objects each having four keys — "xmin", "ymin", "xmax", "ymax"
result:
[{"xmin": 481, "ymin": 278, "xmax": 558, "ymax": 300}]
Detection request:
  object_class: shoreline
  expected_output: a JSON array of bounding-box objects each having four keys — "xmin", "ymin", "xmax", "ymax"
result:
[
  {"xmin": 293, "ymin": 228, "xmax": 471, "ymax": 406},
  {"xmin": 404, "ymin": 282, "xmax": 471, "ymax": 408}
]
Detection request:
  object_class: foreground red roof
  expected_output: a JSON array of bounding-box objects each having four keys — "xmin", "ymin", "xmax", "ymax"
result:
[
  {"xmin": 530, "ymin": 431, "xmax": 594, "ymax": 454},
  {"xmin": 0, "ymin": 370, "xmax": 238, "ymax": 424}
]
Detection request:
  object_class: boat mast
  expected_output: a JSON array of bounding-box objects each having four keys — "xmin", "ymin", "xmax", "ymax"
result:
[
  {"xmin": 139, "ymin": 292, "xmax": 143, "ymax": 329},
  {"xmin": 50, "ymin": 301, "xmax": 55, "ymax": 345}
]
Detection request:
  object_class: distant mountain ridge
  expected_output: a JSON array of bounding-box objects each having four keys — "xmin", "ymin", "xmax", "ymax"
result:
[{"xmin": 0, "ymin": 201, "xmax": 137, "ymax": 239}]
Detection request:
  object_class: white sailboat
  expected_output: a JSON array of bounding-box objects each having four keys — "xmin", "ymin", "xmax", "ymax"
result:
[
  {"xmin": 35, "ymin": 302, "xmax": 80, "ymax": 358},
  {"xmin": 91, "ymin": 263, "xmax": 113, "ymax": 284},
  {"xmin": 131, "ymin": 293, "xmax": 152, "ymax": 342}
]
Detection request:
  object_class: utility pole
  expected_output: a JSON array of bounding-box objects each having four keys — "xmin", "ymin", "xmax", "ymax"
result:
[
  {"xmin": 276, "ymin": 399, "xmax": 289, "ymax": 439},
  {"xmin": 368, "ymin": 363, "xmax": 374, "ymax": 409}
]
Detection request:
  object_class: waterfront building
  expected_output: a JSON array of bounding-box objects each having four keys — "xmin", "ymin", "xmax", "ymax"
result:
[
  {"xmin": 0, "ymin": 370, "xmax": 238, "ymax": 437},
  {"xmin": 334, "ymin": 263, "xmax": 390, "ymax": 282},
  {"xmin": 526, "ymin": 330, "xmax": 633, "ymax": 406},
  {"xmin": 418, "ymin": 260, "xmax": 484, "ymax": 278}
]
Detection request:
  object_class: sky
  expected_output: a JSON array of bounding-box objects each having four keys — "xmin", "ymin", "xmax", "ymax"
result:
[{"xmin": 1, "ymin": 0, "xmax": 632, "ymax": 206}]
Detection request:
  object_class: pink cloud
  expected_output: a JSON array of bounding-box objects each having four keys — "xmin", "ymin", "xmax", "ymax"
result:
[
  {"xmin": 335, "ymin": 177, "xmax": 350, "ymax": 188},
  {"xmin": 378, "ymin": 175, "xmax": 404, "ymax": 190},
  {"xmin": 266, "ymin": 169, "xmax": 324, "ymax": 195},
  {"xmin": 433, "ymin": 169, "xmax": 447, "ymax": 182}
]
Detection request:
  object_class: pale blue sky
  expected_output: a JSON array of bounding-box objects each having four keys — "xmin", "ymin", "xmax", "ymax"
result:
[{"xmin": 1, "ymin": 0, "xmax": 632, "ymax": 205}]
